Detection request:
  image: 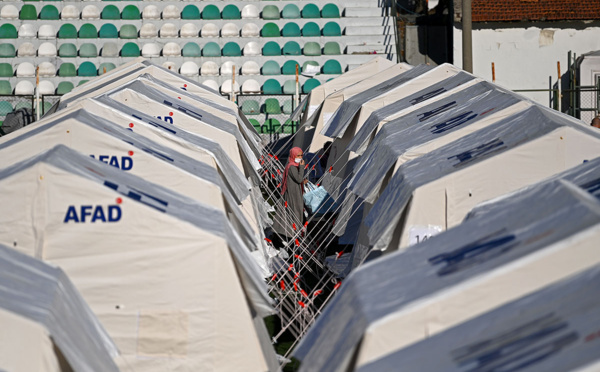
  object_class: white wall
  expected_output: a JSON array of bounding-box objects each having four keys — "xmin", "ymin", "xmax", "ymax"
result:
[{"xmin": 453, "ymin": 26, "xmax": 600, "ymax": 108}]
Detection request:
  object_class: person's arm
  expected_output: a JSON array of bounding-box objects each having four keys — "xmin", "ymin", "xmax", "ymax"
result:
[{"xmin": 288, "ymin": 165, "xmax": 305, "ymax": 184}]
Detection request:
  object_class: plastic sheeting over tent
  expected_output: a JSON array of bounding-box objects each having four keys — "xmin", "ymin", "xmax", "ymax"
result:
[
  {"xmin": 0, "ymin": 244, "xmax": 119, "ymax": 372},
  {"xmin": 0, "ymin": 146, "xmax": 274, "ymax": 372},
  {"xmin": 294, "ymin": 158, "xmax": 600, "ymax": 372}
]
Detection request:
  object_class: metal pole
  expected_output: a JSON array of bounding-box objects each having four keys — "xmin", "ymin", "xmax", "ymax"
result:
[
  {"xmin": 231, "ymin": 65, "xmax": 236, "ymax": 102},
  {"xmin": 35, "ymin": 66, "xmax": 40, "ymax": 121},
  {"xmin": 491, "ymin": 62, "xmax": 495, "ymax": 83},
  {"xmin": 462, "ymin": 0, "xmax": 473, "ymax": 73},
  {"xmin": 557, "ymin": 61, "xmax": 561, "ymax": 112}
]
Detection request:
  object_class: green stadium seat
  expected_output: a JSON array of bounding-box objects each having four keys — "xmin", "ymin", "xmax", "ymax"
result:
[
  {"xmin": 79, "ymin": 43, "xmax": 98, "ymax": 57},
  {"xmin": 78, "ymin": 61, "xmax": 97, "ymax": 77},
  {"xmin": 0, "ymin": 101, "xmax": 13, "ymax": 116},
  {"xmin": 282, "ymin": 4, "xmax": 300, "ymax": 19},
  {"xmin": 20, "ymin": 5, "xmax": 37, "ymax": 20},
  {"xmin": 322, "ymin": 22, "xmax": 342, "ymax": 36},
  {"xmin": 249, "ymin": 119, "xmax": 262, "ymax": 133},
  {"xmin": 101, "ymin": 5, "xmax": 120, "ymax": 20},
  {"xmin": 0, "ymin": 24, "xmax": 17, "ymax": 39},
  {"xmin": 262, "ymin": 41, "xmax": 281, "ymax": 56},
  {"xmin": 282, "ymin": 80, "xmax": 296, "ymax": 95},
  {"xmin": 302, "ymin": 4, "xmax": 320, "ymax": 18},
  {"xmin": 265, "ymin": 119, "xmax": 281, "ymax": 134},
  {"xmin": 56, "ymin": 81, "xmax": 74, "ymax": 95},
  {"xmin": 58, "ymin": 43, "xmax": 77, "ymax": 57},
  {"xmin": 303, "ymin": 78, "xmax": 321, "ymax": 93},
  {"xmin": 120, "ymin": 25, "xmax": 138, "ymax": 39},
  {"xmin": 282, "ymin": 60, "xmax": 300, "ymax": 75},
  {"xmin": 303, "ymin": 42, "xmax": 321, "ymax": 56},
  {"xmin": 58, "ymin": 24, "xmax": 77, "ymax": 39},
  {"xmin": 282, "ymin": 119, "xmax": 296, "ymax": 134},
  {"xmin": 0, "ymin": 81, "xmax": 11, "ymax": 95},
  {"xmin": 262, "ymin": 80, "xmax": 282, "ymax": 95},
  {"xmin": 98, "ymin": 62, "xmax": 116, "ymax": 75},
  {"xmin": 202, "ymin": 42, "xmax": 220, "ymax": 57},
  {"xmin": 121, "ymin": 5, "xmax": 141, "ymax": 20},
  {"xmin": 241, "ymin": 100, "xmax": 260, "ymax": 115},
  {"xmin": 222, "ymin": 42, "xmax": 241, "ymax": 57},
  {"xmin": 262, "ymin": 60, "xmax": 280, "ymax": 75},
  {"xmin": 303, "ymin": 61, "xmax": 320, "ymax": 72},
  {"xmin": 58, "ymin": 63, "xmax": 76, "ymax": 77},
  {"xmin": 79, "ymin": 24, "xmax": 98, "ymax": 39},
  {"xmin": 121, "ymin": 42, "xmax": 140, "ymax": 57},
  {"xmin": 283, "ymin": 41, "xmax": 301, "ymax": 56},
  {"xmin": 78, "ymin": 80, "xmax": 89, "ymax": 87},
  {"xmin": 182, "ymin": 42, "xmax": 201, "ymax": 57},
  {"xmin": 14, "ymin": 102, "xmax": 32, "ymax": 111},
  {"xmin": 0, "ymin": 44, "xmax": 15, "ymax": 58},
  {"xmin": 321, "ymin": 3, "xmax": 340, "ymax": 18},
  {"xmin": 282, "ymin": 100, "xmax": 294, "ymax": 114},
  {"xmin": 261, "ymin": 23, "xmax": 280, "ymax": 37},
  {"xmin": 40, "ymin": 5, "xmax": 60, "ymax": 20},
  {"xmin": 0, "ymin": 63, "xmax": 12, "ymax": 77},
  {"xmin": 323, "ymin": 60, "xmax": 342, "ymax": 74},
  {"xmin": 282, "ymin": 23, "xmax": 301, "ymax": 37},
  {"xmin": 99, "ymin": 24, "xmax": 118, "ymax": 38},
  {"xmin": 323, "ymin": 41, "xmax": 341, "ymax": 55},
  {"xmin": 262, "ymin": 5, "xmax": 280, "ymax": 20},
  {"xmin": 222, "ymin": 4, "xmax": 240, "ymax": 19},
  {"xmin": 182, "ymin": 5, "xmax": 200, "ymax": 19},
  {"xmin": 202, "ymin": 5, "xmax": 220, "ymax": 20},
  {"xmin": 302, "ymin": 22, "xmax": 320, "ymax": 37}
]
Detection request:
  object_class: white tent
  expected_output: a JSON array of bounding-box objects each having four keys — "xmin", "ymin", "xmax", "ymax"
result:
[
  {"xmin": 0, "ymin": 243, "xmax": 119, "ymax": 372},
  {"xmin": 0, "ymin": 146, "xmax": 274, "ymax": 372},
  {"xmin": 294, "ymin": 158, "xmax": 600, "ymax": 372}
]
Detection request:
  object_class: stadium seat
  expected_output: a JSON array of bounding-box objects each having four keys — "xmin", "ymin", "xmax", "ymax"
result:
[
  {"xmin": 78, "ymin": 61, "xmax": 97, "ymax": 77},
  {"xmin": 303, "ymin": 61, "xmax": 320, "ymax": 73},
  {"xmin": 38, "ymin": 80, "xmax": 55, "ymax": 95},
  {"xmin": 101, "ymin": 5, "xmax": 120, "ymax": 20},
  {"xmin": 38, "ymin": 42, "xmax": 57, "ymax": 57},
  {"xmin": 79, "ymin": 43, "xmax": 98, "ymax": 57},
  {"xmin": 163, "ymin": 42, "xmax": 181, "ymax": 56},
  {"xmin": 222, "ymin": 4, "xmax": 240, "ymax": 19},
  {"xmin": 0, "ymin": 101, "xmax": 13, "ymax": 117},
  {"xmin": 58, "ymin": 24, "xmax": 77, "ymax": 39},
  {"xmin": 18, "ymin": 24, "xmax": 36, "ymax": 38},
  {"xmin": 200, "ymin": 61, "xmax": 218, "ymax": 76},
  {"xmin": 242, "ymin": 79, "xmax": 261, "ymax": 94},
  {"xmin": 264, "ymin": 98, "xmax": 282, "ymax": 114},
  {"xmin": 302, "ymin": 22, "xmax": 320, "ymax": 37},
  {"xmin": 98, "ymin": 62, "xmax": 116, "ymax": 75},
  {"xmin": 38, "ymin": 62, "xmax": 55, "ymax": 77},
  {"xmin": 282, "ymin": 80, "xmax": 296, "ymax": 95},
  {"xmin": 303, "ymin": 78, "xmax": 321, "ymax": 93},
  {"xmin": 139, "ymin": 23, "xmax": 158, "ymax": 38},
  {"xmin": 40, "ymin": 5, "xmax": 60, "ymax": 20},
  {"xmin": 241, "ymin": 100, "xmax": 260, "ymax": 115},
  {"xmin": 201, "ymin": 23, "xmax": 219, "ymax": 37},
  {"xmin": 261, "ymin": 23, "xmax": 280, "ymax": 37},
  {"xmin": 323, "ymin": 59, "xmax": 343, "ymax": 74},
  {"xmin": 302, "ymin": 4, "xmax": 320, "ymax": 18},
  {"xmin": 82, "ymin": 5, "xmax": 100, "ymax": 20},
  {"xmin": 282, "ymin": 4, "xmax": 300, "ymax": 19},
  {"xmin": 99, "ymin": 24, "xmax": 118, "ymax": 38},
  {"xmin": 220, "ymin": 61, "xmax": 235, "ymax": 76},
  {"xmin": 181, "ymin": 5, "xmax": 200, "ymax": 19},
  {"xmin": 249, "ymin": 118, "xmax": 262, "ymax": 133},
  {"xmin": 0, "ymin": 24, "xmax": 17, "ymax": 39},
  {"xmin": 241, "ymin": 23, "xmax": 259, "ymax": 37},
  {"xmin": 142, "ymin": 5, "xmax": 160, "ymax": 19},
  {"xmin": 321, "ymin": 4, "xmax": 341, "ymax": 18},
  {"xmin": 262, "ymin": 5, "xmax": 280, "ymax": 20},
  {"xmin": 121, "ymin": 42, "xmax": 140, "ymax": 57},
  {"xmin": 202, "ymin": 80, "xmax": 220, "ymax": 92},
  {"xmin": 322, "ymin": 22, "xmax": 342, "ymax": 36},
  {"xmin": 241, "ymin": 4, "xmax": 259, "ymax": 19},
  {"xmin": 16, "ymin": 62, "xmax": 35, "ymax": 77},
  {"xmin": 202, "ymin": 5, "xmax": 220, "ymax": 20},
  {"xmin": 220, "ymin": 79, "xmax": 240, "ymax": 94},
  {"xmin": 222, "ymin": 42, "xmax": 241, "ymax": 56},
  {"xmin": 263, "ymin": 41, "xmax": 281, "ymax": 56},
  {"xmin": 262, "ymin": 80, "xmax": 282, "ymax": 95},
  {"xmin": 141, "ymin": 43, "xmax": 160, "ymax": 57},
  {"xmin": 180, "ymin": 23, "xmax": 199, "ymax": 37},
  {"xmin": 56, "ymin": 81, "xmax": 74, "ymax": 95},
  {"xmin": 264, "ymin": 119, "xmax": 281, "ymax": 134},
  {"xmin": 243, "ymin": 41, "xmax": 260, "ymax": 56},
  {"xmin": 19, "ymin": 5, "xmax": 37, "ymax": 21},
  {"xmin": 282, "ymin": 23, "xmax": 301, "ymax": 37},
  {"xmin": 77, "ymin": 80, "xmax": 89, "ymax": 87},
  {"xmin": 162, "ymin": 5, "xmax": 180, "ymax": 19},
  {"xmin": 221, "ymin": 23, "xmax": 239, "ymax": 37},
  {"xmin": 262, "ymin": 60, "xmax": 280, "ymax": 75},
  {"xmin": 18, "ymin": 43, "xmax": 35, "ymax": 57},
  {"xmin": 101, "ymin": 42, "xmax": 119, "ymax": 57},
  {"xmin": 38, "ymin": 24, "xmax": 55, "ymax": 40},
  {"xmin": 121, "ymin": 5, "xmax": 141, "ymax": 20},
  {"xmin": 79, "ymin": 23, "xmax": 98, "ymax": 38},
  {"xmin": 241, "ymin": 61, "xmax": 260, "ymax": 75},
  {"xmin": 283, "ymin": 41, "xmax": 301, "ymax": 56},
  {"xmin": 0, "ymin": 63, "xmax": 12, "ymax": 77},
  {"xmin": 202, "ymin": 42, "xmax": 220, "ymax": 57},
  {"xmin": 61, "ymin": 5, "xmax": 79, "ymax": 19},
  {"xmin": 0, "ymin": 81, "xmax": 11, "ymax": 95},
  {"xmin": 180, "ymin": 61, "xmax": 199, "ymax": 77},
  {"xmin": 58, "ymin": 63, "xmax": 76, "ymax": 77},
  {"xmin": 15, "ymin": 81, "xmax": 34, "ymax": 95},
  {"xmin": 120, "ymin": 25, "xmax": 138, "ymax": 39},
  {"xmin": 59, "ymin": 43, "xmax": 77, "ymax": 57},
  {"xmin": 282, "ymin": 99, "xmax": 294, "ymax": 114},
  {"xmin": 182, "ymin": 42, "xmax": 201, "ymax": 57},
  {"xmin": 304, "ymin": 42, "xmax": 321, "ymax": 56},
  {"xmin": 323, "ymin": 41, "xmax": 341, "ymax": 55},
  {"xmin": 14, "ymin": 102, "xmax": 32, "ymax": 111},
  {"xmin": 0, "ymin": 5, "xmax": 18, "ymax": 20},
  {"xmin": 160, "ymin": 23, "xmax": 178, "ymax": 38},
  {"xmin": 0, "ymin": 44, "xmax": 15, "ymax": 58}
]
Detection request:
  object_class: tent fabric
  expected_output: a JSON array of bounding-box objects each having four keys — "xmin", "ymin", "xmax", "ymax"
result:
[
  {"xmin": 0, "ymin": 244, "xmax": 119, "ymax": 372},
  {"xmin": 347, "ymin": 71, "xmax": 477, "ymax": 155},
  {"xmin": 294, "ymin": 160, "xmax": 600, "ymax": 372},
  {"xmin": 320, "ymin": 64, "xmax": 435, "ymax": 138}
]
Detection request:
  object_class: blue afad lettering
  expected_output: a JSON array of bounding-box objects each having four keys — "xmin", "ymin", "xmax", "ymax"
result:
[
  {"xmin": 90, "ymin": 155, "xmax": 133, "ymax": 171},
  {"xmin": 64, "ymin": 205, "xmax": 122, "ymax": 223}
]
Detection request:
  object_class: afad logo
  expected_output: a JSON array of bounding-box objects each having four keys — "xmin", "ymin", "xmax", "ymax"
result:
[
  {"xmin": 90, "ymin": 154, "xmax": 133, "ymax": 171},
  {"xmin": 64, "ymin": 198, "xmax": 123, "ymax": 223},
  {"xmin": 156, "ymin": 111, "xmax": 174, "ymax": 124}
]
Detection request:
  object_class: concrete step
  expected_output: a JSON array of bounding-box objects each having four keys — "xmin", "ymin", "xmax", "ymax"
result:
[
  {"xmin": 344, "ymin": 7, "xmax": 386, "ymax": 17},
  {"xmin": 346, "ymin": 44, "xmax": 396, "ymax": 54},
  {"xmin": 345, "ymin": 25, "xmax": 394, "ymax": 36}
]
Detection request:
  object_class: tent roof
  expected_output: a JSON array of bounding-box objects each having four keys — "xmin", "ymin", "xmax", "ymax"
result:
[
  {"xmin": 294, "ymin": 158, "xmax": 600, "ymax": 372},
  {"xmin": 0, "ymin": 244, "xmax": 119, "ymax": 372}
]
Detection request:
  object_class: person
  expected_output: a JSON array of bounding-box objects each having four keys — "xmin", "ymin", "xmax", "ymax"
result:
[
  {"xmin": 591, "ymin": 116, "xmax": 600, "ymax": 129},
  {"xmin": 280, "ymin": 147, "xmax": 307, "ymax": 237}
]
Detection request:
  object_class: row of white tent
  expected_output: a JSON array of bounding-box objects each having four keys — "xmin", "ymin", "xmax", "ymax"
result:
[
  {"xmin": 287, "ymin": 58, "xmax": 600, "ymax": 370},
  {"xmin": 0, "ymin": 58, "xmax": 281, "ymax": 372}
]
